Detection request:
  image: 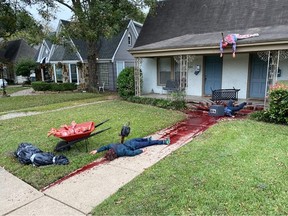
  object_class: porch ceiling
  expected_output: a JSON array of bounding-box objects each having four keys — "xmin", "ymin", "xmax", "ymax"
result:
[{"xmin": 130, "ymin": 25, "xmax": 288, "ymax": 57}]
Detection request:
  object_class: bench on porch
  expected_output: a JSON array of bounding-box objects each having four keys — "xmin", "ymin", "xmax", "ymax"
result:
[
  {"xmin": 162, "ymin": 79, "xmax": 179, "ymax": 93},
  {"xmin": 211, "ymin": 87, "xmax": 240, "ymax": 101}
]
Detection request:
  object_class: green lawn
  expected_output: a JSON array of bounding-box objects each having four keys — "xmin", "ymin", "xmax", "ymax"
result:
[
  {"xmin": 92, "ymin": 119, "xmax": 288, "ymax": 215},
  {"xmin": 0, "ymin": 94, "xmax": 185, "ymax": 189},
  {"xmin": 1, "ymin": 86, "xmax": 31, "ymax": 95},
  {"xmin": 0, "ymin": 91, "xmax": 112, "ymax": 114}
]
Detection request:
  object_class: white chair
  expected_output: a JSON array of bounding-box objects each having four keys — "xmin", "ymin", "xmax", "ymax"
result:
[{"xmin": 98, "ymin": 82, "xmax": 105, "ymax": 92}]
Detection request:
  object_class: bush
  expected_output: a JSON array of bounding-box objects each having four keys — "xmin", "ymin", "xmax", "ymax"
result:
[
  {"xmin": 250, "ymin": 82, "xmax": 288, "ymax": 124},
  {"xmin": 32, "ymin": 82, "xmax": 51, "ymax": 91},
  {"xmin": 117, "ymin": 67, "xmax": 137, "ymax": 98},
  {"xmin": 15, "ymin": 59, "xmax": 38, "ymax": 77},
  {"xmin": 32, "ymin": 82, "xmax": 77, "ymax": 92},
  {"xmin": 126, "ymin": 96, "xmax": 187, "ymax": 111}
]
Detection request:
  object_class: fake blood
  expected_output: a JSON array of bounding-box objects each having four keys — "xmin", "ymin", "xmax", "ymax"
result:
[
  {"xmin": 158, "ymin": 110, "xmax": 221, "ymax": 144},
  {"xmin": 41, "ymin": 110, "xmax": 252, "ymax": 191}
]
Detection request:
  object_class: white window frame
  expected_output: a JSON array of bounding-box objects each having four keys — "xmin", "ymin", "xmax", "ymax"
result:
[
  {"xmin": 128, "ymin": 33, "xmax": 132, "ymax": 46},
  {"xmin": 116, "ymin": 61, "xmax": 125, "ymax": 77}
]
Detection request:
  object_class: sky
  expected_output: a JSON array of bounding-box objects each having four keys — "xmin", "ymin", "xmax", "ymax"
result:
[
  {"xmin": 28, "ymin": 3, "xmax": 73, "ymax": 31},
  {"xmin": 29, "ymin": 3, "xmax": 149, "ymax": 31}
]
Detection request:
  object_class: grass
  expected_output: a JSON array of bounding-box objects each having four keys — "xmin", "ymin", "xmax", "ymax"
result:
[
  {"xmin": 0, "ymin": 96, "xmax": 185, "ymax": 189},
  {"xmin": 0, "ymin": 91, "xmax": 111, "ymax": 114},
  {"xmin": 92, "ymin": 119, "xmax": 288, "ymax": 215},
  {"xmin": 1, "ymin": 85, "xmax": 30, "ymax": 95}
]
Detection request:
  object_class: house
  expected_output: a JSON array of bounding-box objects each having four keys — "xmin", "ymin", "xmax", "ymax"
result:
[
  {"xmin": 130, "ymin": 0, "xmax": 288, "ymax": 101},
  {"xmin": 36, "ymin": 19, "xmax": 142, "ymax": 91},
  {"xmin": 0, "ymin": 39, "xmax": 37, "ymax": 83},
  {"xmin": 34, "ymin": 34, "xmax": 54, "ymax": 81}
]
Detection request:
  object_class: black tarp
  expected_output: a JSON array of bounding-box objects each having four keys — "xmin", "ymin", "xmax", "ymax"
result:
[{"xmin": 14, "ymin": 143, "xmax": 69, "ymax": 166}]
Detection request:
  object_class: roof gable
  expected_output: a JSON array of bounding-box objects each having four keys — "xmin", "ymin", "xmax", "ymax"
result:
[
  {"xmin": 49, "ymin": 19, "xmax": 140, "ymax": 62},
  {"xmin": 0, "ymin": 39, "xmax": 36, "ymax": 63},
  {"xmin": 135, "ymin": 0, "xmax": 288, "ymax": 48}
]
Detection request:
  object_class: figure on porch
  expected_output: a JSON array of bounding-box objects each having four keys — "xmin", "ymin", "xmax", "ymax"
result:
[
  {"xmin": 220, "ymin": 33, "xmax": 259, "ymax": 58},
  {"xmin": 224, "ymin": 99, "xmax": 247, "ymax": 117},
  {"xmin": 89, "ymin": 137, "xmax": 170, "ymax": 161}
]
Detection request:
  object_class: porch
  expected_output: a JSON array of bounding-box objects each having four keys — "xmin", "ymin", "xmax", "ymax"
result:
[{"xmin": 141, "ymin": 93, "xmax": 266, "ymax": 112}]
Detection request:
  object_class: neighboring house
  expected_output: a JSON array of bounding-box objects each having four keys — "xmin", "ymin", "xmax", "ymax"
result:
[
  {"xmin": 36, "ymin": 19, "xmax": 142, "ymax": 91},
  {"xmin": 0, "ymin": 39, "xmax": 37, "ymax": 83},
  {"xmin": 130, "ymin": 0, "xmax": 288, "ymax": 100},
  {"xmin": 35, "ymin": 34, "xmax": 54, "ymax": 81}
]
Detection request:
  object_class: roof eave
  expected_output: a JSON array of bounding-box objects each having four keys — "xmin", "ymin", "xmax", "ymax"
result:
[{"xmin": 130, "ymin": 41, "xmax": 288, "ymax": 57}]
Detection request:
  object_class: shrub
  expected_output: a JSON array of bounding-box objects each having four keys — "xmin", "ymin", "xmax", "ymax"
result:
[
  {"xmin": 126, "ymin": 96, "xmax": 187, "ymax": 111},
  {"xmin": 32, "ymin": 82, "xmax": 77, "ymax": 92},
  {"xmin": 15, "ymin": 59, "xmax": 38, "ymax": 78},
  {"xmin": 32, "ymin": 81, "xmax": 51, "ymax": 91},
  {"xmin": 117, "ymin": 67, "xmax": 138, "ymax": 98},
  {"xmin": 250, "ymin": 82, "xmax": 288, "ymax": 124},
  {"xmin": 267, "ymin": 88, "xmax": 288, "ymax": 124}
]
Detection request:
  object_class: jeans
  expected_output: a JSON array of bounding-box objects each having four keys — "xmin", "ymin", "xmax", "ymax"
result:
[
  {"xmin": 227, "ymin": 100, "xmax": 246, "ymax": 114},
  {"xmin": 124, "ymin": 138, "xmax": 165, "ymax": 150}
]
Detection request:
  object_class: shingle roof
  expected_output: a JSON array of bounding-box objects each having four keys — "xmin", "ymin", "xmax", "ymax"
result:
[
  {"xmin": 0, "ymin": 39, "xmax": 37, "ymax": 63},
  {"xmin": 134, "ymin": 0, "xmax": 288, "ymax": 50},
  {"xmin": 49, "ymin": 19, "xmax": 132, "ymax": 61}
]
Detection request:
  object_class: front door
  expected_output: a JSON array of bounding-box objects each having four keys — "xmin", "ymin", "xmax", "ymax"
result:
[
  {"xmin": 204, "ymin": 56, "xmax": 222, "ymax": 95},
  {"xmin": 249, "ymin": 54, "xmax": 267, "ymax": 99}
]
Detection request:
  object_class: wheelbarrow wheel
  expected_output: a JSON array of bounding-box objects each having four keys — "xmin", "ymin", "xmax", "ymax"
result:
[{"xmin": 54, "ymin": 141, "xmax": 71, "ymax": 152}]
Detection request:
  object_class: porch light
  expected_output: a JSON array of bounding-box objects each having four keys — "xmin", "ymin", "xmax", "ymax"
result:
[{"xmin": 194, "ymin": 65, "xmax": 201, "ymax": 75}]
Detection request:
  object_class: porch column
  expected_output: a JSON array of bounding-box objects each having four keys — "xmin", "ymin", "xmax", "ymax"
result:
[
  {"xmin": 258, "ymin": 50, "xmax": 288, "ymax": 107},
  {"xmin": 134, "ymin": 57, "xmax": 142, "ymax": 96},
  {"xmin": 175, "ymin": 55, "xmax": 194, "ymax": 90},
  {"xmin": 179, "ymin": 55, "xmax": 188, "ymax": 90}
]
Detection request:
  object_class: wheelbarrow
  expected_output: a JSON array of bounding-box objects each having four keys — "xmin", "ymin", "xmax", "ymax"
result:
[{"xmin": 48, "ymin": 119, "xmax": 111, "ymax": 152}]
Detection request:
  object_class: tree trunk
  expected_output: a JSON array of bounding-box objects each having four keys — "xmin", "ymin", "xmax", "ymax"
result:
[{"xmin": 87, "ymin": 40, "xmax": 99, "ymax": 92}]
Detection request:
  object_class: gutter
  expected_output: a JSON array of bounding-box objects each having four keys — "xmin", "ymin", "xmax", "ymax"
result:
[{"xmin": 130, "ymin": 41, "xmax": 288, "ymax": 57}]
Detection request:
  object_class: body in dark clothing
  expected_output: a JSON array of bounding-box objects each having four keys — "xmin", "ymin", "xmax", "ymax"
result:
[
  {"xmin": 90, "ymin": 137, "xmax": 169, "ymax": 158},
  {"xmin": 224, "ymin": 99, "xmax": 247, "ymax": 117}
]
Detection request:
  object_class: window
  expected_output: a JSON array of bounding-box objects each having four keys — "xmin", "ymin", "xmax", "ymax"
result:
[
  {"xmin": 157, "ymin": 57, "xmax": 180, "ymax": 85},
  {"xmin": 70, "ymin": 64, "xmax": 78, "ymax": 83},
  {"xmin": 128, "ymin": 33, "xmax": 132, "ymax": 46},
  {"xmin": 116, "ymin": 61, "xmax": 125, "ymax": 76},
  {"xmin": 55, "ymin": 68, "xmax": 63, "ymax": 82}
]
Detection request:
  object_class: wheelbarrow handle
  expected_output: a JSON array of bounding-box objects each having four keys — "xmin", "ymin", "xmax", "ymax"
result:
[{"xmin": 94, "ymin": 119, "xmax": 110, "ymax": 128}]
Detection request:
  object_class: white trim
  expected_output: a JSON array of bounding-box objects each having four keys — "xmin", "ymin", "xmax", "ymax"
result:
[
  {"xmin": 111, "ymin": 20, "xmax": 137, "ymax": 62},
  {"xmin": 130, "ymin": 42, "xmax": 288, "ymax": 57},
  {"xmin": 116, "ymin": 61, "xmax": 125, "ymax": 76}
]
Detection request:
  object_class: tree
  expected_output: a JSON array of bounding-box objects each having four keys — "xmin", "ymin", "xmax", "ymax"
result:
[
  {"xmin": 0, "ymin": 1, "xmax": 17, "ymax": 38},
  {"xmin": 23, "ymin": 0, "xmax": 157, "ymax": 91},
  {"xmin": 0, "ymin": 1, "xmax": 46, "ymax": 45},
  {"xmin": 15, "ymin": 58, "xmax": 38, "ymax": 79}
]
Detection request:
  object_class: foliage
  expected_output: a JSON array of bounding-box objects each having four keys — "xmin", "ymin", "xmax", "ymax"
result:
[
  {"xmin": 117, "ymin": 67, "xmax": 136, "ymax": 98},
  {"xmin": 7, "ymin": 10, "xmax": 45, "ymax": 45},
  {"xmin": 0, "ymin": 1, "xmax": 17, "ymax": 38},
  {"xmin": 93, "ymin": 120, "xmax": 288, "ymax": 215},
  {"xmin": 0, "ymin": 2, "xmax": 45, "ymax": 44},
  {"xmin": 31, "ymin": 81, "xmax": 77, "ymax": 92},
  {"xmin": 0, "ymin": 99, "xmax": 184, "ymax": 189},
  {"xmin": 24, "ymin": 0, "xmax": 157, "ymax": 91},
  {"xmin": 250, "ymin": 82, "xmax": 288, "ymax": 124},
  {"xmin": 15, "ymin": 58, "xmax": 38, "ymax": 77},
  {"xmin": 126, "ymin": 96, "xmax": 187, "ymax": 111}
]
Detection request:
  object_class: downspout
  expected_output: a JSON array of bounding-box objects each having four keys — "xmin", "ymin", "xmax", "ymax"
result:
[
  {"xmin": 264, "ymin": 51, "xmax": 270, "ymax": 109},
  {"xmin": 275, "ymin": 50, "xmax": 280, "ymax": 85}
]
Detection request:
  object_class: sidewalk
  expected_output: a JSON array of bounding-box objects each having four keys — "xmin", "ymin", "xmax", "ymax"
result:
[{"xmin": 1, "ymin": 111, "xmax": 223, "ymax": 216}]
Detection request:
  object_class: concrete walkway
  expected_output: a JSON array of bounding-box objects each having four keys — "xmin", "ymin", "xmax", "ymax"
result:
[{"xmin": 1, "ymin": 109, "xmax": 221, "ymax": 216}]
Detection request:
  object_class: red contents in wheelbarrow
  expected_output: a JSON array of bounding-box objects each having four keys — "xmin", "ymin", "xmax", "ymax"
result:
[{"xmin": 48, "ymin": 121, "xmax": 95, "ymax": 141}]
